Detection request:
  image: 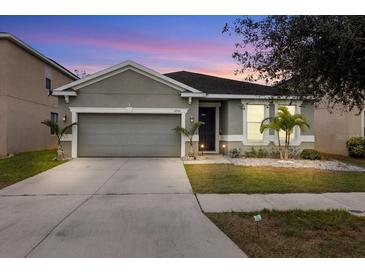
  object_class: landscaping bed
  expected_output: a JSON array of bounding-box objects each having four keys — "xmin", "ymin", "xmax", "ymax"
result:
[
  {"xmin": 230, "ymin": 157, "xmax": 365, "ymax": 172},
  {"xmin": 184, "ymin": 164, "xmax": 365, "ymax": 193},
  {"xmin": 207, "ymin": 210, "xmax": 365, "ymax": 257},
  {"xmin": 0, "ymin": 149, "xmax": 66, "ymax": 189}
]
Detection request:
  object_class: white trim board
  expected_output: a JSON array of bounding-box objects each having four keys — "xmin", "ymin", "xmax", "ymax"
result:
[
  {"xmin": 69, "ymin": 107, "xmax": 188, "ymax": 158},
  {"xmin": 181, "ymin": 92, "xmax": 311, "ymax": 100},
  {"xmin": 54, "ymin": 60, "xmax": 204, "ymax": 94}
]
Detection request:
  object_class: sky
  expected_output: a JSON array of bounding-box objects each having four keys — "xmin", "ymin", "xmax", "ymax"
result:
[{"xmin": 0, "ymin": 16, "xmax": 261, "ymax": 80}]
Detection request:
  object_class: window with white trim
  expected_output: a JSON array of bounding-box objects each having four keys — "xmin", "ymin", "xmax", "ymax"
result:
[
  {"xmin": 247, "ymin": 105, "xmax": 265, "ymax": 142},
  {"xmin": 278, "ymin": 105, "xmax": 296, "ymax": 141}
]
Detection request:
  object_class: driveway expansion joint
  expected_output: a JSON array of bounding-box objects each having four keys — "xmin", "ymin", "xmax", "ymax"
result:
[{"xmin": 24, "ymin": 159, "xmax": 129, "ymax": 258}]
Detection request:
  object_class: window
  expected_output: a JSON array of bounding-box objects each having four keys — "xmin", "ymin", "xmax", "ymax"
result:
[
  {"xmin": 50, "ymin": 112, "xmax": 58, "ymax": 135},
  {"xmin": 279, "ymin": 105, "xmax": 296, "ymax": 141},
  {"xmin": 247, "ymin": 105, "xmax": 265, "ymax": 142},
  {"xmin": 45, "ymin": 77, "xmax": 52, "ymax": 90}
]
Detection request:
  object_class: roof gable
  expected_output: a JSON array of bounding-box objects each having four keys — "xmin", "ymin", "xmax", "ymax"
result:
[{"xmin": 54, "ymin": 60, "xmax": 204, "ymax": 94}]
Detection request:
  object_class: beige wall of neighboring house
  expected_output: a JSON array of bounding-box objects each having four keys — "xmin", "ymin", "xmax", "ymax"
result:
[
  {"xmin": 0, "ymin": 35, "xmax": 77, "ymax": 156},
  {"xmin": 314, "ymin": 103, "xmax": 364, "ymax": 156}
]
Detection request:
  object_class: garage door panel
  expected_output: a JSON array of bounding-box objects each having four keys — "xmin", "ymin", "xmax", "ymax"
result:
[
  {"xmin": 78, "ymin": 114, "xmax": 181, "ymax": 157},
  {"xmin": 79, "ymin": 134, "xmax": 179, "ymax": 146},
  {"xmin": 78, "ymin": 145, "xmax": 179, "ymax": 157},
  {"xmin": 79, "ymin": 124, "xmax": 177, "ymax": 135}
]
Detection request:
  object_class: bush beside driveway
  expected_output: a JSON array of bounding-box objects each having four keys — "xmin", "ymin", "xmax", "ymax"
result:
[
  {"xmin": 0, "ymin": 150, "xmax": 66, "ymax": 190},
  {"xmin": 184, "ymin": 164, "xmax": 365, "ymax": 194}
]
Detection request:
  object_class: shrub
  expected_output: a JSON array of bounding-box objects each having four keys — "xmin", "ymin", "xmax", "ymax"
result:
[
  {"xmin": 244, "ymin": 147, "xmax": 257, "ymax": 158},
  {"xmin": 346, "ymin": 137, "xmax": 365, "ymax": 158},
  {"xmin": 300, "ymin": 149, "xmax": 321, "ymax": 160},
  {"xmin": 243, "ymin": 147, "xmax": 269, "ymax": 158},
  {"xmin": 288, "ymin": 147, "xmax": 301, "ymax": 159},
  {"xmin": 257, "ymin": 148, "xmax": 268, "ymax": 158},
  {"xmin": 229, "ymin": 148, "xmax": 241, "ymax": 158},
  {"xmin": 269, "ymin": 148, "xmax": 281, "ymax": 159}
]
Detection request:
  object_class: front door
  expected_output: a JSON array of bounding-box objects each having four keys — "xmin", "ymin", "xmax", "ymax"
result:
[{"xmin": 199, "ymin": 107, "xmax": 215, "ymax": 151}]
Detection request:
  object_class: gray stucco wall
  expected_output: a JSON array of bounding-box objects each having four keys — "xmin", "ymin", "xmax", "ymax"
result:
[
  {"xmin": 65, "ymin": 69, "xmax": 198, "ymax": 128},
  {"xmin": 301, "ymin": 101, "xmax": 314, "ymax": 135},
  {"xmin": 219, "ymin": 100, "xmax": 243, "ymax": 135},
  {"xmin": 58, "ymin": 68, "xmax": 199, "ymax": 154}
]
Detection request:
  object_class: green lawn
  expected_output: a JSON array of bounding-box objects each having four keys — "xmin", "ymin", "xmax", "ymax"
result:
[
  {"xmin": 207, "ymin": 210, "xmax": 365, "ymax": 257},
  {"xmin": 0, "ymin": 149, "xmax": 67, "ymax": 189},
  {"xmin": 184, "ymin": 164, "xmax": 365, "ymax": 193}
]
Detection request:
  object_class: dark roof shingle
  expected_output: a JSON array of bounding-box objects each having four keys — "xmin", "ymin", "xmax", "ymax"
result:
[{"xmin": 164, "ymin": 71, "xmax": 283, "ymax": 96}]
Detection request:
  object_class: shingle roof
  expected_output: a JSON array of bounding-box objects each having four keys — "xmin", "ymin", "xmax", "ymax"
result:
[{"xmin": 164, "ymin": 71, "xmax": 283, "ymax": 96}]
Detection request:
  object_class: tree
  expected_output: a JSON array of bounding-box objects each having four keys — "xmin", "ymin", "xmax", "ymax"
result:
[
  {"xmin": 174, "ymin": 121, "xmax": 204, "ymax": 158},
  {"xmin": 41, "ymin": 120, "xmax": 77, "ymax": 160},
  {"xmin": 260, "ymin": 106, "xmax": 310, "ymax": 160},
  {"xmin": 223, "ymin": 16, "xmax": 365, "ymax": 111}
]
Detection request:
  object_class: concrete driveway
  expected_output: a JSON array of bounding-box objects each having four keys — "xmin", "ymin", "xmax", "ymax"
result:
[{"xmin": 0, "ymin": 158, "xmax": 245, "ymax": 258}]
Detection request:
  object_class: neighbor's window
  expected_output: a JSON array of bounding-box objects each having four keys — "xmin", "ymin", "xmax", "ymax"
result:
[
  {"xmin": 45, "ymin": 77, "xmax": 52, "ymax": 90},
  {"xmin": 247, "ymin": 105, "xmax": 265, "ymax": 142},
  {"xmin": 50, "ymin": 112, "xmax": 58, "ymax": 135},
  {"xmin": 279, "ymin": 105, "xmax": 296, "ymax": 140}
]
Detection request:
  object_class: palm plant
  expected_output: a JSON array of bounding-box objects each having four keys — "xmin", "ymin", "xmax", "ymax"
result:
[
  {"xmin": 41, "ymin": 120, "xmax": 77, "ymax": 160},
  {"xmin": 174, "ymin": 121, "xmax": 204, "ymax": 158},
  {"xmin": 260, "ymin": 106, "xmax": 310, "ymax": 160}
]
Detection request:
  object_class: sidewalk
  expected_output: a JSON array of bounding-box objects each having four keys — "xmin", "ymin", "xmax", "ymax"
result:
[{"xmin": 197, "ymin": 193, "xmax": 365, "ymax": 215}]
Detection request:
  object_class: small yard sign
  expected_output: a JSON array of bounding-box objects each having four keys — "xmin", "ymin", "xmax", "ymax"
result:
[
  {"xmin": 253, "ymin": 214, "xmax": 262, "ymax": 222},
  {"xmin": 253, "ymin": 214, "xmax": 262, "ymax": 238}
]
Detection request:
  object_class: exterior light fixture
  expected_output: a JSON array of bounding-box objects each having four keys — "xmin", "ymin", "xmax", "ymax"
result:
[
  {"xmin": 62, "ymin": 114, "xmax": 67, "ymax": 122},
  {"xmin": 200, "ymin": 144, "xmax": 205, "ymax": 156},
  {"xmin": 190, "ymin": 116, "xmax": 195, "ymax": 123},
  {"xmin": 222, "ymin": 144, "xmax": 226, "ymax": 155}
]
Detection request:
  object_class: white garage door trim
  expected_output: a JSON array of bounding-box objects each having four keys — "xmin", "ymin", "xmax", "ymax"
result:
[{"xmin": 69, "ymin": 107, "xmax": 188, "ymax": 158}]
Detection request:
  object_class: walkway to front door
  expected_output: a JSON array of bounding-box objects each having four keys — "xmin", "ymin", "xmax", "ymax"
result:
[{"xmin": 0, "ymin": 158, "xmax": 245, "ymax": 258}]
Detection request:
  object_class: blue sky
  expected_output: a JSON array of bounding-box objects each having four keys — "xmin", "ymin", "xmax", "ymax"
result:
[{"xmin": 0, "ymin": 16, "xmax": 259, "ymax": 79}]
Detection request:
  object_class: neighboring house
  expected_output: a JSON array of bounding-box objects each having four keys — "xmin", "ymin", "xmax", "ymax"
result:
[
  {"xmin": 314, "ymin": 104, "xmax": 364, "ymax": 156},
  {"xmin": 53, "ymin": 60, "xmax": 315, "ymax": 158},
  {"xmin": 0, "ymin": 33, "xmax": 78, "ymax": 156}
]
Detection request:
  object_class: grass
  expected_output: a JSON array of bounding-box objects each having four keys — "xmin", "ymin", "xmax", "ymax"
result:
[
  {"xmin": 0, "ymin": 149, "xmax": 66, "ymax": 189},
  {"xmin": 207, "ymin": 210, "xmax": 365, "ymax": 257},
  {"xmin": 184, "ymin": 164, "xmax": 365, "ymax": 193}
]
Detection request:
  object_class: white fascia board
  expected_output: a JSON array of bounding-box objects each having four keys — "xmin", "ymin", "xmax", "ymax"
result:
[
  {"xmin": 52, "ymin": 91, "xmax": 77, "ymax": 96},
  {"xmin": 69, "ymin": 107, "xmax": 189, "ymax": 114},
  {"xmin": 205, "ymin": 94, "xmax": 304, "ymax": 100},
  {"xmin": 180, "ymin": 92, "xmax": 207, "ymax": 98},
  {"xmin": 0, "ymin": 33, "xmax": 78, "ymax": 80},
  {"xmin": 54, "ymin": 60, "xmax": 204, "ymax": 94}
]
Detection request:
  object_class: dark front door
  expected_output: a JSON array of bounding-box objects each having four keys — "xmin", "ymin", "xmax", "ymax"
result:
[{"xmin": 199, "ymin": 107, "xmax": 215, "ymax": 151}]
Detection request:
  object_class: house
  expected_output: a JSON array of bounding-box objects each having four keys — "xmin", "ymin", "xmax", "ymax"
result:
[
  {"xmin": 314, "ymin": 104, "xmax": 364, "ymax": 156},
  {"xmin": 0, "ymin": 33, "xmax": 78, "ymax": 157},
  {"xmin": 53, "ymin": 60, "xmax": 315, "ymax": 158}
]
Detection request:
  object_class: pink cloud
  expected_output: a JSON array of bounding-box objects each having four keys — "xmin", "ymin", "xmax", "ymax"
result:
[{"xmin": 26, "ymin": 32, "xmax": 233, "ymax": 57}]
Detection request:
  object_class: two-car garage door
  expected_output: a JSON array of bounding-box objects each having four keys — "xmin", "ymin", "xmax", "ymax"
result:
[{"xmin": 77, "ymin": 113, "xmax": 181, "ymax": 157}]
